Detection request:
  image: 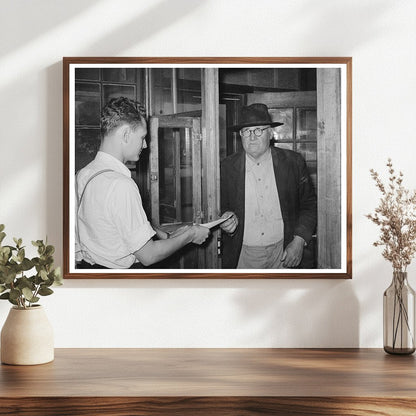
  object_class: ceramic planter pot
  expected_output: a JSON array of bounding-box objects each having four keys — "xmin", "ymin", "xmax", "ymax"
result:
[{"xmin": 1, "ymin": 305, "xmax": 54, "ymax": 365}]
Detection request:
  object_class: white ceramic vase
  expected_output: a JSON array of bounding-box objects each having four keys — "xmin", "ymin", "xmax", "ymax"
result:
[{"xmin": 1, "ymin": 305, "xmax": 54, "ymax": 365}]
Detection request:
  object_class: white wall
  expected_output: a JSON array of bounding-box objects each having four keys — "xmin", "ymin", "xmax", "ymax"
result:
[{"xmin": 0, "ymin": 0, "xmax": 415, "ymax": 348}]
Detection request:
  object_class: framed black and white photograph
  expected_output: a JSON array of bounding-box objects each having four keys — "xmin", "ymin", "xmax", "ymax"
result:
[{"xmin": 63, "ymin": 57, "xmax": 352, "ymax": 279}]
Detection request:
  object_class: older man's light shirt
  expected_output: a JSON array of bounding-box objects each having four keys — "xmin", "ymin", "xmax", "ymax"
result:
[
  {"xmin": 76, "ymin": 151, "xmax": 155, "ymax": 268},
  {"xmin": 243, "ymin": 149, "xmax": 284, "ymax": 246}
]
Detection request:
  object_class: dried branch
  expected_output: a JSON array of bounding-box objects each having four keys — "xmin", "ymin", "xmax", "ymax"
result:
[{"xmin": 366, "ymin": 159, "xmax": 416, "ymax": 272}]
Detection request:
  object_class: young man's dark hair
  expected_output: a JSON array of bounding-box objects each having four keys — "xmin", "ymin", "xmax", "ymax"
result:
[{"xmin": 100, "ymin": 97, "xmax": 146, "ymax": 137}]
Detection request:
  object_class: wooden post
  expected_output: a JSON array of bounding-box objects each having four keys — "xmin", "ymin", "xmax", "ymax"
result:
[
  {"xmin": 149, "ymin": 117, "xmax": 160, "ymax": 226},
  {"xmin": 192, "ymin": 119, "xmax": 203, "ymax": 225},
  {"xmin": 145, "ymin": 69, "xmax": 152, "ymax": 117},
  {"xmin": 201, "ymin": 69, "xmax": 220, "ymax": 269},
  {"xmin": 317, "ymin": 69, "xmax": 341, "ymax": 269},
  {"xmin": 171, "ymin": 68, "xmax": 177, "ymax": 114},
  {"xmin": 174, "ymin": 130, "xmax": 181, "ymax": 222},
  {"xmin": 192, "ymin": 118, "xmax": 205, "ymax": 268}
]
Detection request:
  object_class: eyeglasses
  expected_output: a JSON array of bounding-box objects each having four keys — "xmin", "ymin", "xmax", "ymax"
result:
[{"xmin": 239, "ymin": 127, "xmax": 270, "ymax": 138}]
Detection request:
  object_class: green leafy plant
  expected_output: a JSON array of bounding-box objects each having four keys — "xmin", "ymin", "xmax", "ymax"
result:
[{"xmin": 0, "ymin": 224, "xmax": 62, "ymax": 309}]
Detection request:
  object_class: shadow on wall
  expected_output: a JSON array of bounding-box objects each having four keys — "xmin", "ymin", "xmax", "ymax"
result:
[
  {"xmin": 0, "ymin": 0, "xmax": 101, "ymax": 56},
  {"xmin": 232, "ymin": 280, "xmax": 359, "ymax": 348},
  {"xmin": 46, "ymin": 62, "xmax": 64, "ymax": 264},
  {"xmin": 1, "ymin": 0, "xmax": 203, "ymax": 56},
  {"xmin": 57, "ymin": 276, "xmax": 359, "ymax": 348},
  {"xmin": 0, "ymin": 302, "xmax": 10, "ymax": 330},
  {"xmin": 291, "ymin": 0, "xmax": 395, "ymax": 52},
  {"xmin": 45, "ymin": 0, "xmax": 204, "ymax": 264},
  {"xmin": 353, "ymin": 243, "xmax": 406, "ymax": 348},
  {"xmin": 84, "ymin": 0, "xmax": 204, "ymax": 55}
]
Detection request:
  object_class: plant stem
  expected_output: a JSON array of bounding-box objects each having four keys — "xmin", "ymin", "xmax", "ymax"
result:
[
  {"xmin": 392, "ymin": 284, "xmax": 397, "ymax": 347},
  {"xmin": 391, "ymin": 274, "xmax": 415, "ymax": 350}
]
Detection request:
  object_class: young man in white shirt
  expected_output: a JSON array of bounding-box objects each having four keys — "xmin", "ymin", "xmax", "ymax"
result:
[{"xmin": 76, "ymin": 97, "xmax": 209, "ymax": 269}]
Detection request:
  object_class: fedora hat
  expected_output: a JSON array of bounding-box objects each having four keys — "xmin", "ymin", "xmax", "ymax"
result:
[{"xmin": 231, "ymin": 103, "xmax": 283, "ymax": 131}]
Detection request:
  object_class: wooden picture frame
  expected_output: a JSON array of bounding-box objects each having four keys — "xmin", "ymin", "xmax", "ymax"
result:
[{"xmin": 63, "ymin": 57, "xmax": 352, "ymax": 279}]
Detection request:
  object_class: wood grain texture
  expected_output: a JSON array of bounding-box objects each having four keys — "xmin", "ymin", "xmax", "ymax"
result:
[
  {"xmin": 149, "ymin": 117, "xmax": 160, "ymax": 225},
  {"xmin": 202, "ymin": 68, "xmax": 220, "ymax": 268},
  {"xmin": 62, "ymin": 60, "xmax": 70, "ymax": 279},
  {"xmin": 346, "ymin": 58, "xmax": 353, "ymax": 279},
  {"xmin": 317, "ymin": 68, "xmax": 342, "ymax": 269},
  {"xmin": 1, "ymin": 349, "xmax": 415, "ymax": 415},
  {"xmin": 63, "ymin": 57, "xmax": 352, "ymax": 65},
  {"xmin": 1, "ymin": 397, "xmax": 416, "ymax": 416},
  {"xmin": 247, "ymin": 91, "xmax": 317, "ymax": 107}
]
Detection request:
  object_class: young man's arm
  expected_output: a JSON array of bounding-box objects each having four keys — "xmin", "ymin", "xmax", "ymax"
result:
[{"xmin": 134, "ymin": 225, "xmax": 210, "ymax": 266}]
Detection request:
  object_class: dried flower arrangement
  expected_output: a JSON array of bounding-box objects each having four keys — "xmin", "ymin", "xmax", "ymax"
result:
[
  {"xmin": 366, "ymin": 159, "xmax": 416, "ymax": 272},
  {"xmin": 367, "ymin": 159, "xmax": 416, "ymax": 354}
]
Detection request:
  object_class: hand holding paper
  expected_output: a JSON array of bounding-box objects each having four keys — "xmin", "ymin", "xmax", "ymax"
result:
[
  {"xmin": 199, "ymin": 211, "xmax": 238, "ymax": 234},
  {"xmin": 200, "ymin": 213, "xmax": 233, "ymax": 229}
]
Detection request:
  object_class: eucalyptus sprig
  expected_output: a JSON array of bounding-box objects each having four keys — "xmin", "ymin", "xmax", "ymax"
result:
[
  {"xmin": 0, "ymin": 224, "xmax": 62, "ymax": 309},
  {"xmin": 366, "ymin": 159, "xmax": 416, "ymax": 272}
]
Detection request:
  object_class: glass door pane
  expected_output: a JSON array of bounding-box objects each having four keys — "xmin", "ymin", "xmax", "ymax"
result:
[
  {"xmin": 268, "ymin": 108, "xmax": 294, "ymax": 151},
  {"xmin": 157, "ymin": 126, "xmax": 194, "ymax": 226},
  {"xmin": 296, "ymin": 107, "xmax": 317, "ymax": 188},
  {"xmin": 296, "ymin": 108, "xmax": 317, "ymax": 141},
  {"xmin": 149, "ymin": 116, "xmax": 202, "ymax": 269}
]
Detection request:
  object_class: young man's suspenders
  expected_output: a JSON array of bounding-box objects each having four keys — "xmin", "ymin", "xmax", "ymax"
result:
[
  {"xmin": 75, "ymin": 169, "xmax": 114, "ymax": 264},
  {"xmin": 77, "ymin": 169, "xmax": 115, "ymax": 206}
]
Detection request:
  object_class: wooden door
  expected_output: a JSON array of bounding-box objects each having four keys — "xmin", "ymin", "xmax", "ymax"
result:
[{"xmin": 149, "ymin": 115, "xmax": 204, "ymax": 269}]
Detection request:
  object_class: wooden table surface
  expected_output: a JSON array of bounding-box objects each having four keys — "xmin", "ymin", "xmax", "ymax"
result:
[{"xmin": 1, "ymin": 348, "xmax": 416, "ymax": 415}]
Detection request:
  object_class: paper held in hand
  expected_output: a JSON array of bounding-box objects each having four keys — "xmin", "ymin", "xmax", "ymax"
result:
[{"xmin": 200, "ymin": 214, "xmax": 233, "ymax": 229}]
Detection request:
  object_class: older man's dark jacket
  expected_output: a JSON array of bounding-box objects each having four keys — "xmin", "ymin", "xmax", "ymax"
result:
[{"xmin": 220, "ymin": 146, "xmax": 317, "ymax": 269}]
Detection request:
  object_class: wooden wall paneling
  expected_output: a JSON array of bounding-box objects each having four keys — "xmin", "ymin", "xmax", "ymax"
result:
[
  {"xmin": 149, "ymin": 117, "xmax": 160, "ymax": 225},
  {"xmin": 202, "ymin": 68, "xmax": 220, "ymax": 269},
  {"xmin": 317, "ymin": 68, "xmax": 342, "ymax": 269},
  {"xmin": 247, "ymin": 91, "xmax": 317, "ymax": 107}
]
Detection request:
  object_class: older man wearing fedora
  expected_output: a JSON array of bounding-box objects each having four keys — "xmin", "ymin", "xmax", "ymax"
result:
[{"xmin": 219, "ymin": 103, "xmax": 317, "ymax": 269}]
